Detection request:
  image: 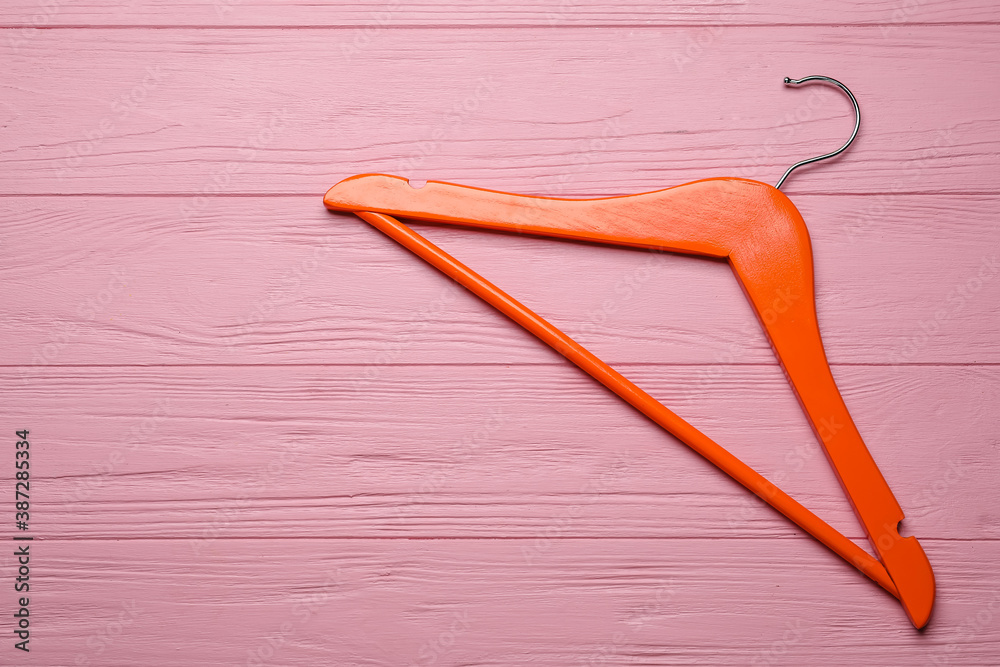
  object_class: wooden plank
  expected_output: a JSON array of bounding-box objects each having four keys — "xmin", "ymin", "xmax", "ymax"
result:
[
  {"xmin": 4, "ymin": 538, "xmax": 998, "ymax": 665},
  {"xmin": 0, "ymin": 27, "xmax": 996, "ymax": 195},
  {"xmin": 1, "ymin": 0, "xmax": 997, "ymax": 27},
  {"xmin": 0, "ymin": 4, "xmax": 994, "ymax": 664},
  {"xmin": 7, "ymin": 364, "xmax": 996, "ymax": 541},
  {"xmin": 2, "ymin": 195, "xmax": 998, "ymax": 366}
]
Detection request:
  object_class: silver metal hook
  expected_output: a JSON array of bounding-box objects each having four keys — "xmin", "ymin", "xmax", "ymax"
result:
[{"xmin": 774, "ymin": 75, "xmax": 860, "ymax": 190}]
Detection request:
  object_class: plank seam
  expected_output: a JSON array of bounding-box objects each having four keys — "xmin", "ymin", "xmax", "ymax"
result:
[{"xmin": 1, "ymin": 22, "xmax": 999, "ymax": 29}]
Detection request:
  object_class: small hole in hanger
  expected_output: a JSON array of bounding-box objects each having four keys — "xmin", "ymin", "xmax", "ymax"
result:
[{"xmin": 407, "ymin": 179, "xmax": 428, "ymax": 189}]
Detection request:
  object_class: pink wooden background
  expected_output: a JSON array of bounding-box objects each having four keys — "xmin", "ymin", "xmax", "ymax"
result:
[{"xmin": 2, "ymin": 1, "xmax": 999, "ymax": 665}]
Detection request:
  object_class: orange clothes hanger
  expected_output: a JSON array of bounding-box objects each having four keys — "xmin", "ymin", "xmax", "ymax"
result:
[{"xmin": 323, "ymin": 76, "xmax": 935, "ymax": 628}]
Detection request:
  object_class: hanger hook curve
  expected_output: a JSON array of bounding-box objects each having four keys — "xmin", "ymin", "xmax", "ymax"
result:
[{"xmin": 774, "ymin": 75, "xmax": 860, "ymax": 190}]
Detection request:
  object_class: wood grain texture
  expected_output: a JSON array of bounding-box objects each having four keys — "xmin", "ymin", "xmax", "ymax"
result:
[
  {"xmin": 2, "ymin": 539, "xmax": 998, "ymax": 666},
  {"xmin": 1, "ymin": 4, "xmax": 999, "ymax": 665},
  {"xmin": 0, "ymin": 27, "xmax": 996, "ymax": 195},
  {"xmin": 7, "ymin": 365, "xmax": 997, "ymax": 541},
  {"xmin": 2, "ymin": 0, "xmax": 998, "ymax": 27},
  {"xmin": 2, "ymin": 195, "xmax": 998, "ymax": 366}
]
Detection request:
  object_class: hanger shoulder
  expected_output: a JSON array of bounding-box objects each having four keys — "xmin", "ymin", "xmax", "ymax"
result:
[{"xmin": 324, "ymin": 173, "xmax": 775, "ymax": 258}]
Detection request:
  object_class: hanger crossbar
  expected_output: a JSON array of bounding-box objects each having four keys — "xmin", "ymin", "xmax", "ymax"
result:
[{"xmin": 354, "ymin": 209, "xmax": 900, "ymax": 598}]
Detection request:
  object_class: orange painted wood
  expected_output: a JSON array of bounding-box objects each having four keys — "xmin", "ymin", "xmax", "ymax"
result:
[{"xmin": 325, "ymin": 174, "xmax": 936, "ymax": 625}]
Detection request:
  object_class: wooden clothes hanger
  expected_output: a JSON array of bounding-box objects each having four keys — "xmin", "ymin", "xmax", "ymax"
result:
[{"xmin": 323, "ymin": 76, "xmax": 935, "ymax": 628}]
